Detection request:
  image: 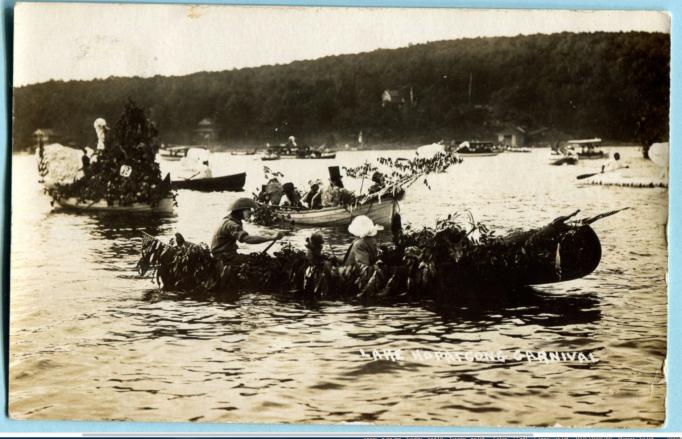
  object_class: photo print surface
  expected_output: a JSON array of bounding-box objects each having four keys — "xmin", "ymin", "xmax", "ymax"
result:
[{"xmin": 10, "ymin": 3, "xmax": 670, "ymax": 426}]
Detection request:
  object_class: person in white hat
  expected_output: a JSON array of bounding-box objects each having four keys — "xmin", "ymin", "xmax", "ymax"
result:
[{"xmin": 344, "ymin": 215, "xmax": 384, "ymax": 266}]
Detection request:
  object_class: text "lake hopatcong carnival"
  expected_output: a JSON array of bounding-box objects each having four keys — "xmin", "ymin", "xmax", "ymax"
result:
[{"xmin": 360, "ymin": 349, "xmax": 599, "ymax": 364}]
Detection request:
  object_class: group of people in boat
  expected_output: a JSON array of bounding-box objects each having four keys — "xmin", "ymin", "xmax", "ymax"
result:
[
  {"xmin": 256, "ymin": 166, "xmax": 387, "ymax": 210},
  {"xmin": 211, "ymin": 197, "xmax": 382, "ymax": 272}
]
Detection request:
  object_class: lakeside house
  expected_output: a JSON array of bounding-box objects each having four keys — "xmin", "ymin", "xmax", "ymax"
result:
[
  {"xmin": 497, "ymin": 126, "xmax": 527, "ymax": 147},
  {"xmin": 381, "ymin": 87, "xmax": 416, "ymax": 108},
  {"xmin": 194, "ymin": 118, "xmax": 219, "ymax": 145},
  {"xmin": 32, "ymin": 128, "xmax": 61, "ymax": 147}
]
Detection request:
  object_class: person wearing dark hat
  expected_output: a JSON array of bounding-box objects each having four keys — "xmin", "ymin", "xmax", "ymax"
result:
[
  {"xmin": 211, "ymin": 197, "xmax": 283, "ymax": 263},
  {"xmin": 302, "ymin": 179, "xmax": 323, "ymax": 209},
  {"xmin": 265, "ymin": 178, "xmax": 284, "ymax": 205},
  {"xmin": 368, "ymin": 171, "xmax": 386, "ymax": 194},
  {"xmin": 305, "ymin": 232, "xmax": 326, "ymax": 265},
  {"xmin": 279, "ymin": 182, "xmax": 302, "ymax": 207},
  {"xmin": 322, "ymin": 166, "xmax": 347, "ymax": 207}
]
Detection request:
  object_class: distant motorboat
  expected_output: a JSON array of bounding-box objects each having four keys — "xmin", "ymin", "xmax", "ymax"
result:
[
  {"xmin": 455, "ymin": 141, "xmax": 502, "ymax": 157},
  {"xmin": 303, "ymin": 151, "xmax": 336, "ymax": 159},
  {"xmin": 507, "ymin": 146, "xmax": 532, "ymax": 153},
  {"xmin": 230, "ymin": 150, "xmax": 257, "ymax": 156},
  {"xmin": 261, "ymin": 152, "xmax": 280, "ymax": 161},
  {"xmin": 570, "ymin": 138, "xmax": 608, "ymax": 160},
  {"xmin": 159, "ymin": 145, "xmax": 189, "ymax": 161}
]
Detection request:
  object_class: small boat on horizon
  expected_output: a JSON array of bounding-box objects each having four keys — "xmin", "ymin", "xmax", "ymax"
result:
[
  {"xmin": 159, "ymin": 145, "xmax": 189, "ymax": 161},
  {"xmin": 455, "ymin": 141, "xmax": 503, "ymax": 157},
  {"xmin": 572, "ymin": 138, "xmax": 608, "ymax": 160},
  {"xmin": 507, "ymin": 146, "xmax": 532, "ymax": 153}
]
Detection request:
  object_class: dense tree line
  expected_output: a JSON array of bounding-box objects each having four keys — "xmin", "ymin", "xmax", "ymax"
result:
[{"xmin": 13, "ymin": 31, "xmax": 669, "ymax": 151}]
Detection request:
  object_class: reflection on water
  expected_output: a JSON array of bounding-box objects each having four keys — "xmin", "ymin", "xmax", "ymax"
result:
[{"xmin": 9, "ymin": 148, "xmax": 666, "ymax": 426}]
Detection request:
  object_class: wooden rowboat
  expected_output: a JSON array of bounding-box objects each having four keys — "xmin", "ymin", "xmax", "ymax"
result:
[
  {"xmin": 456, "ymin": 151, "xmax": 502, "ymax": 157},
  {"xmin": 56, "ymin": 196, "xmax": 174, "ymax": 214},
  {"xmin": 274, "ymin": 197, "xmax": 398, "ymax": 227},
  {"xmin": 171, "ymin": 172, "xmax": 246, "ymax": 192}
]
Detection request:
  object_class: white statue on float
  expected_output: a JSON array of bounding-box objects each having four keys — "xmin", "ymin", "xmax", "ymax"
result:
[{"xmin": 35, "ymin": 118, "xmax": 103, "ymax": 188}]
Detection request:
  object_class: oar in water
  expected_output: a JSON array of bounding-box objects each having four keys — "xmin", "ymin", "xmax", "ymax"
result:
[
  {"xmin": 576, "ymin": 172, "xmax": 599, "ymax": 180},
  {"xmin": 576, "ymin": 165, "xmax": 629, "ymax": 180},
  {"xmin": 260, "ymin": 235, "xmax": 285, "ymax": 254}
]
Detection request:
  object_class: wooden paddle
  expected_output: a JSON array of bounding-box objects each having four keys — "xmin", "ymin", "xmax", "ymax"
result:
[
  {"xmin": 260, "ymin": 235, "xmax": 283, "ymax": 254},
  {"xmin": 576, "ymin": 165, "xmax": 629, "ymax": 180},
  {"xmin": 576, "ymin": 171, "xmax": 600, "ymax": 180}
]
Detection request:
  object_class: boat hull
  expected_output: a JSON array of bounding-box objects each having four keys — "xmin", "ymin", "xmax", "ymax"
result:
[
  {"xmin": 277, "ymin": 198, "xmax": 397, "ymax": 227},
  {"xmin": 56, "ymin": 196, "xmax": 174, "ymax": 214},
  {"xmin": 456, "ymin": 151, "xmax": 502, "ymax": 157},
  {"xmin": 304, "ymin": 153, "xmax": 336, "ymax": 159},
  {"xmin": 550, "ymin": 156, "xmax": 578, "ymax": 166},
  {"xmin": 578, "ymin": 152, "xmax": 609, "ymax": 160},
  {"xmin": 170, "ymin": 172, "xmax": 246, "ymax": 192}
]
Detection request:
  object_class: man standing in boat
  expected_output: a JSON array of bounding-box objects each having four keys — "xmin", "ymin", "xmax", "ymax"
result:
[{"xmin": 212, "ymin": 198, "xmax": 284, "ymax": 270}]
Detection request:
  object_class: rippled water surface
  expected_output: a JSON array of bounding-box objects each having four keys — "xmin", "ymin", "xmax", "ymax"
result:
[{"xmin": 10, "ymin": 148, "xmax": 667, "ymax": 426}]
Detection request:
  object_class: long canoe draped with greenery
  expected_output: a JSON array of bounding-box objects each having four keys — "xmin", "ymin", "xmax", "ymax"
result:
[{"xmin": 136, "ymin": 209, "xmax": 626, "ymax": 301}]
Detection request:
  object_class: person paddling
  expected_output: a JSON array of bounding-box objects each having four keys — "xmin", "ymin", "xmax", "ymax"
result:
[
  {"xmin": 344, "ymin": 215, "xmax": 383, "ymax": 267},
  {"xmin": 211, "ymin": 197, "xmax": 284, "ymax": 266}
]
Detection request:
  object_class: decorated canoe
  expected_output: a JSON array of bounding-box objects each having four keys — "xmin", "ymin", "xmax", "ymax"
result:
[
  {"xmin": 170, "ymin": 172, "xmax": 246, "ymax": 192},
  {"xmin": 55, "ymin": 196, "xmax": 175, "ymax": 214},
  {"xmin": 136, "ymin": 209, "xmax": 625, "ymax": 299}
]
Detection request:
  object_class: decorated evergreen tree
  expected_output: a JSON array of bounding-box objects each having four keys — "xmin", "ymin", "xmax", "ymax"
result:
[{"xmin": 47, "ymin": 100, "xmax": 170, "ymax": 206}]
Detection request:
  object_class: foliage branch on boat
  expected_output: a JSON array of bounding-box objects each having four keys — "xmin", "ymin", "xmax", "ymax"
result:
[{"xmin": 250, "ymin": 148, "xmax": 463, "ymax": 226}]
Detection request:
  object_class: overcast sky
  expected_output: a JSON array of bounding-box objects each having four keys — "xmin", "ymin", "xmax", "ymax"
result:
[{"xmin": 13, "ymin": 3, "xmax": 670, "ymax": 86}]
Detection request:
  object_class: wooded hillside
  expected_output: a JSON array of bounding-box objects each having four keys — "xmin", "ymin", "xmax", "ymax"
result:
[{"xmin": 13, "ymin": 31, "xmax": 669, "ymax": 150}]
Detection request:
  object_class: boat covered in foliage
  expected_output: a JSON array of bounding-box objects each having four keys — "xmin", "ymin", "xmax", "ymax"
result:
[
  {"xmin": 43, "ymin": 101, "xmax": 176, "ymax": 214},
  {"xmin": 136, "ymin": 208, "xmax": 626, "ymax": 300}
]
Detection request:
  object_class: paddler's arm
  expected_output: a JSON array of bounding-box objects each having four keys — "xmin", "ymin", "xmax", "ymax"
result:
[{"xmin": 240, "ymin": 231, "xmax": 284, "ymax": 245}]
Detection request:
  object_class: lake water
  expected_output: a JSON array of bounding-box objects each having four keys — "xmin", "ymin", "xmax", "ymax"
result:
[{"xmin": 9, "ymin": 147, "xmax": 667, "ymax": 427}]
